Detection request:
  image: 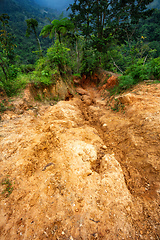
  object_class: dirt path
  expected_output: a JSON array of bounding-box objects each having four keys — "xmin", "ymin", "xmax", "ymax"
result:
[{"xmin": 0, "ymin": 82, "xmax": 160, "ymax": 239}]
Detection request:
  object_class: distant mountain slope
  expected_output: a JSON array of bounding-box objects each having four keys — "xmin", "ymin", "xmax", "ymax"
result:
[
  {"xmin": 34, "ymin": 0, "xmax": 74, "ymax": 10},
  {"xmin": 150, "ymin": 0, "xmax": 160, "ymax": 9},
  {"xmin": 0, "ymin": 0, "xmax": 58, "ymax": 64}
]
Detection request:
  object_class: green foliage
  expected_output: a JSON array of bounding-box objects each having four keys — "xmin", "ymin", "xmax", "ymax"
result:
[
  {"xmin": 0, "ymin": 14, "xmax": 26, "ymax": 96},
  {"xmin": 52, "ymin": 95, "xmax": 60, "ymax": 102},
  {"xmin": 0, "ymin": 14, "xmax": 16, "ymax": 62},
  {"xmin": 31, "ymin": 74, "xmax": 53, "ymax": 86},
  {"xmin": 80, "ymin": 46, "xmax": 100, "ymax": 75},
  {"xmin": 1, "ymin": 177, "xmax": 13, "ymax": 197},
  {"xmin": 126, "ymin": 60, "xmax": 151, "ymax": 83},
  {"xmin": 0, "ymin": 79, "xmax": 4, "ymax": 89},
  {"xmin": 40, "ymin": 17, "xmax": 74, "ymax": 43},
  {"xmin": 118, "ymin": 75, "xmax": 135, "ymax": 90},
  {"xmin": 115, "ymin": 60, "xmax": 152, "ymax": 93},
  {"xmin": 0, "ymin": 0, "xmax": 57, "ymax": 64},
  {"xmin": 0, "ymin": 64, "xmax": 29, "ymax": 96},
  {"xmin": 149, "ymin": 57, "xmax": 160, "ymax": 79},
  {"xmin": 0, "ymin": 102, "xmax": 7, "ymax": 113},
  {"xmin": 101, "ymin": 46, "xmax": 125, "ymax": 72},
  {"xmin": 20, "ymin": 64, "xmax": 35, "ymax": 73},
  {"xmin": 26, "ymin": 18, "xmax": 38, "ymax": 37},
  {"xmin": 2, "ymin": 72, "xmax": 28, "ymax": 96},
  {"xmin": 0, "ymin": 14, "xmax": 16, "ymax": 78},
  {"xmin": 26, "ymin": 18, "xmax": 43, "ymax": 57},
  {"xmin": 46, "ymin": 40, "xmax": 71, "ymax": 75},
  {"xmin": 9, "ymin": 64, "xmax": 20, "ymax": 78},
  {"xmin": 30, "ymin": 40, "xmax": 71, "ymax": 86},
  {"xmin": 73, "ymin": 73, "xmax": 81, "ymax": 78},
  {"xmin": 0, "ymin": 0, "xmax": 159, "ymax": 98},
  {"xmin": 138, "ymin": 9, "xmax": 160, "ymax": 58},
  {"xmin": 105, "ymin": 35, "xmax": 156, "ymax": 73},
  {"xmin": 111, "ymin": 99, "xmax": 125, "ymax": 112},
  {"xmin": 109, "ymin": 57, "xmax": 160, "ymax": 95},
  {"xmin": 69, "ymin": 0, "xmax": 154, "ymax": 53}
]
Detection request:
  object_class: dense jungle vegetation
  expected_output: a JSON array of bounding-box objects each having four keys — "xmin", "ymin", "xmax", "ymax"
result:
[{"xmin": 0, "ymin": 0, "xmax": 160, "ymax": 97}]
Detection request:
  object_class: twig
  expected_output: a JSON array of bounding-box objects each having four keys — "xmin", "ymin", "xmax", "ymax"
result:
[
  {"xmin": 110, "ymin": 56, "xmax": 123, "ymax": 73},
  {"xmin": 89, "ymin": 218, "xmax": 100, "ymax": 223},
  {"xmin": 42, "ymin": 162, "xmax": 54, "ymax": 171},
  {"xmin": 143, "ymin": 54, "xmax": 148, "ymax": 65}
]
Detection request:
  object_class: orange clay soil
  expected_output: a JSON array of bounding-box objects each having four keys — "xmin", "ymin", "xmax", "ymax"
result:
[{"xmin": 0, "ymin": 81, "xmax": 160, "ymax": 240}]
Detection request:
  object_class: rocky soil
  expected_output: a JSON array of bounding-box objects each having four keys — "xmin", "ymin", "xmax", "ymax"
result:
[{"xmin": 0, "ymin": 81, "xmax": 160, "ymax": 240}]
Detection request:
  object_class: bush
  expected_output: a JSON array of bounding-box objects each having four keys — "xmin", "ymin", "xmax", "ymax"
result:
[
  {"xmin": 31, "ymin": 74, "xmax": 53, "ymax": 86},
  {"xmin": 0, "ymin": 65, "xmax": 29, "ymax": 96},
  {"xmin": 29, "ymin": 41, "xmax": 72, "ymax": 87},
  {"xmin": 149, "ymin": 57, "xmax": 160, "ymax": 79},
  {"xmin": 109, "ymin": 57, "xmax": 160, "ymax": 95},
  {"xmin": 118, "ymin": 75, "xmax": 135, "ymax": 90},
  {"xmin": 125, "ymin": 59, "xmax": 151, "ymax": 83},
  {"xmin": 3, "ymin": 74, "xmax": 28, "ymax": 96},
  {"xmin": 20, "ymin": 64, "xmax": 35, "ymax": 73},
  {"xmin": 46, "ymin": 40, "xmax": 71, "ymax": 76},
  {"xmin": 80, "ymin": 48, "xmax": 100, "ymax": 75}
]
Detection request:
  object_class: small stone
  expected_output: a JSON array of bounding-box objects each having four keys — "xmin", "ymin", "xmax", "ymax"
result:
[{"xmin": 102, "ymin": 145, "xmax": 107, "ymax": 150}]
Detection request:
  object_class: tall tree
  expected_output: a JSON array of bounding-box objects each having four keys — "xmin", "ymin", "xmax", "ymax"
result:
[
  {"xmin": 0, "ymin": 14, "xmax": 15, "ymax": 81},
  {"xmin": 26, "ymin": 18, "xmax": 42, "ymax": 57},
  {"xmin": 40, "ymin": 18, "xmax": 74, "ymax": 44},
  {"xmin": 68, "ymin": 0, "xmax": 154, "ymax": 52},
  {"xmin": 0, "ymin": 13, "xmax": 15, "ymax": 61}
]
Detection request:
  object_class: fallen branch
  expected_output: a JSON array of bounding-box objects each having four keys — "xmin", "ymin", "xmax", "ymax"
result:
[
  {"xmin": 110, "ymin": 56, "xmax": 123, "ymax": 74},
  {"xmin": 143, "ymin": 54, "xmax": 148, "ymax": 65}
]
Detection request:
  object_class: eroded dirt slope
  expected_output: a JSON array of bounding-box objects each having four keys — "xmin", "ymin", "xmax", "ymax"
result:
[{"xmin": 0, "ymin": 82, "xmax": 160, "ymax": 239}]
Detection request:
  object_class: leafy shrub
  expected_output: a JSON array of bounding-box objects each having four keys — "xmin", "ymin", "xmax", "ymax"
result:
[
  {"xmin": 73, "ymin": 73, "xmax": 81, "ymax": 78},
  {"xmin": 125, "ymin": 59, "xmax": 151, "ymax": 83},
  {"xmin": 3, "ymin": 73, "xmax": 29, "ymax": 96},
  {"xmin": 9, "ymin": 65, "xmax": 20, "ymax": 79},
  {"xmin": 30, "ymin": 41, "xmax": 71, "ymax": 87},
  {"xmin": 118, "ymin": 75, "xmax": 135, "ymax": 90},
  {"xmin": 31, "ymin": 75, "xmax": 53, "ymax": 86},
  {"xmin": 20, "ymin": 64, "xmax": 35, "ymax": 73},
  {"xmin": 0, "ymin": 103, "xmax": 7, "ymax": 113},
  {"xmin": 109, "ymin": 74, "xmax": 136, "ymax": 95},
  {"xmin": 149, "ymin": 57, "xmax": 160, "ymax": 79},
  {"xmin": 80, "ymin": 48, "xmax": 100, "ymax": 75},
  {"xmin": 47, "ymin": 40, "xmax": 71, "ymax": 75},
  {"xmin": 0, "ymin": 79, "xmax": 4, "ymax": 89},
  {"xmin": 109, "ymin": 57, "xmax": 160, "ymax": 95}
]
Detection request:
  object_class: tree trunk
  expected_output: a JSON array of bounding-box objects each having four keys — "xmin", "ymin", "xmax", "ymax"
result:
[
  {"xmin": 34, "ymin": 30, "xmax": 43, "ymax": 57},
  {"xmin": 76, "ymin": 37, "xmax": 80, "ymax": 73},
  {"xmin": 58, "ymin": 32, "xmax": 61, "ymax": 43},
  {"xmin": 0, "ymin": 62, "xmax": 8, "ymax": 81}
]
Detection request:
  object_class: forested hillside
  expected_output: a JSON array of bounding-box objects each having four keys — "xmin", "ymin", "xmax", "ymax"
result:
[
  {"xmin": 150, "ymin": 0, "xmax": 160, "ymax": 9},
  {"xmin": 139, "ymin": 9, "xmax": 160, "ymax": 58},
  {"xmin": 34, "ymin": 0, "xmax": 74, "ymax": 10},
  {"xmin": 0, "ymin": 0, "xmax": 58, "ymax": 63}
]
